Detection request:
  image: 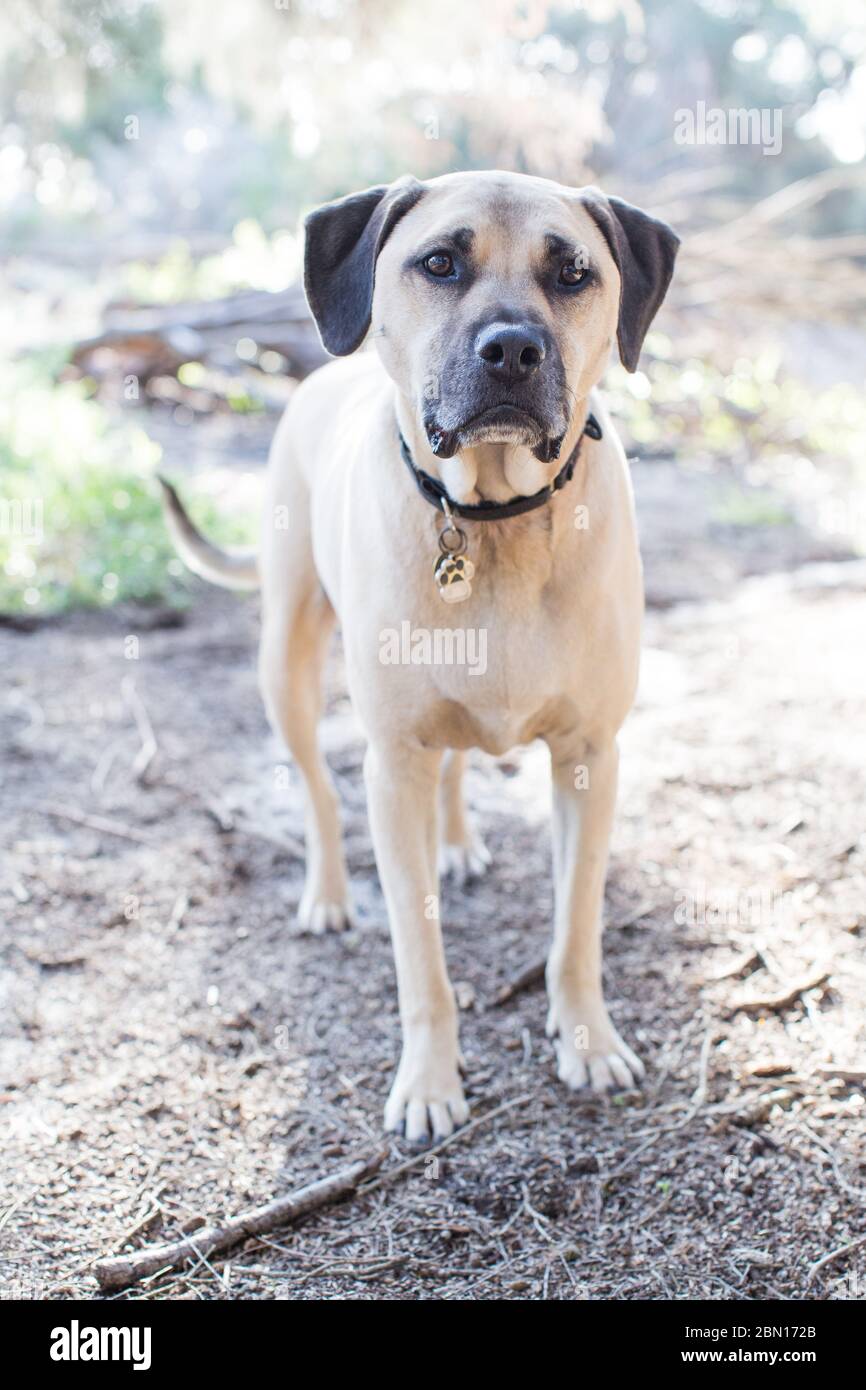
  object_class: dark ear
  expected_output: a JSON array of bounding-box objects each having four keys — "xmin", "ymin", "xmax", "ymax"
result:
[
  {"xmin": 303, "ymin": 176, "xmax": 425, "ymax": 356},
  {"xmin": 582, "ymin": 191, "xmax": 679, "ymax": 372}
]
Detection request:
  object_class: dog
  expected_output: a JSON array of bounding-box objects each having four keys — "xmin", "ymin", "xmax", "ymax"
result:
[{"xmin": 160, "ymin": 170, "xmax": 679, "ymax": 1144}]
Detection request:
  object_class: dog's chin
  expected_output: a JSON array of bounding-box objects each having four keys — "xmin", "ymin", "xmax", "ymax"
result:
[{"xmin": 426, "ymin": 407, "xmax": 565, "ymax": 464}]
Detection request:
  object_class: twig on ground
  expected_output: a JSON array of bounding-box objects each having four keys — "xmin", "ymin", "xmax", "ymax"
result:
[
  {"xmin": 489, "ymin": 960, "xmax": 545, "ymax": 1008},
  {"xmin": 167, "ymin": 892, "xmax": 189, "ymax": 932},
  {"xmin": 815, "ymin": 1065, "xmax": 866, "ymax": 1084},
  {"xmin": 110, "ymin": 1205, "xmax": 164, "ymax": 1255},
  {"xmin": 744, "ymin": 1059, "xmax": 794, "ymax": 1078},
  {"xmin": 28, "ymin": 802, "xmax": 157, "ymax": 847},
  {"xmin": 91, "ymin": 737, "xmax": 124, "ymax": 796},
  {"xmin": 690, "ymin": 1026, "xmax": 716, "ymax": 1108},
  {"xmin": 157, "ymin": 773, "xmax": 305, "ymax": 858},
  {"xmin": 93, "ymin": 1148, "xmax": 387, "ymax": 1292},
  {"xmin": 122, "ymin": 677, "xmax": 158, "ymax": 784},
  {"xmin": 231, "ymin": 817, "xmax": 306, "ymax": 860},
  {"xmin": 726, "ymin": 965, "xmax": 830, "ymax": 1019},
  {"xmin": 711, "ymin": 948, "xmax": 760, "ymax": 982},
  {"xmin": 797, "ymin": 1122, "xmax": 866, "ymax": 1202},
  {"xmin": 806, "ymin": 1232, "xmax": 866, "ymax": 1286},
  {"xmin": 489, "ymin": 905, "xmax": 659, "ymax": 1009},
  {"xmin": 604, "ymin": 1026, "xmax": 718, "ymax": 1185}
]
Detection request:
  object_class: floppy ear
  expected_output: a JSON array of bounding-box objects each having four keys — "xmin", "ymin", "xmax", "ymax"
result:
[
  {"xmin": 303, "ymin": 176, "xmax": 425, "ymax": 356},
  {"xmin": 581, "ymin": 191, "xmax": 679, "ymax": 372}
]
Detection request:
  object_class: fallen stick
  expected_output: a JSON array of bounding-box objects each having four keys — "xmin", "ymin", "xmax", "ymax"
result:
[
  {"xmin": 726, "ymin": 965, "xmax": 830, "ymax": 1019},
  {"xmin": 711, "ymin": 948, "xmax": 760, "ymax": 982},
  {"xmin": 155, "ymin": 773, "xmax": 306, "ymax": 858},
  {"xmin": 122, "ymin": 676, "xmax": 158, "ymax": 785},
  {"xmin": 90, "ymin": 736, "xmax": 123, "ymax": 796},
  {"xmin": 30, "ymin": 802, "xmax": 157, "ymax": 847},
  {"xmin": 489, "ymin": 903, "xmax": 658, "ymax": 1009},
  {"xmin": 232, "ymin": 815, "xmax": 306, "ymax": 860},
  {"xmin": 93, "ymin": 1148, "xmax": 386, "ymax": 1292},
  {"xmin": 815, "ymin": 1064, "xmax": 866, "ymax": 1084},
  {"xmin": 166, "ymin": 892, "xmax": 189, "ymax": 933},
  {"xmin": 806, "ymin": 1231, "xmax": 866, "ymax": 1286},
  {"xmin": 109, "ymin": 1204, "xmax": 164, "ymax": 1255},
  {"xmin": 489, "ymin": 959, "xmax": 545, "ymax": 1008}
]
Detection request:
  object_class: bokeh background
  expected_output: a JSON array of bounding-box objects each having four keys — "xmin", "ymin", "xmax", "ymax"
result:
[{"xmin": 2, "ymin": 0, "xmax": 865, "ymax": 616}]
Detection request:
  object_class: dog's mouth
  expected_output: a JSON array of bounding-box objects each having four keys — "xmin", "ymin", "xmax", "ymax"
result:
[
  {"xmin": 460, "ymin": 405, "xmax": 544, "ymax": 445},
  {"xmin": 426, "ymin": 406, "xmax": 565, "ymax": 464}
]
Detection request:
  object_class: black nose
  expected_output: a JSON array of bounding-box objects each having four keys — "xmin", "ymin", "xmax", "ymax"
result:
[{"xmin": 475, "ymin": 322, "xmax": 547, "ymax": 382}]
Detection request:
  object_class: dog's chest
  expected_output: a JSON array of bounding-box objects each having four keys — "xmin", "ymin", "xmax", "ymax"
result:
[
  {"xmin": 337, "ymin": 439, "xmax": 642, "ymax": 756},
  {"xmin": 354, "ymin": 576, "xmax": 607, "ymax": 756}
]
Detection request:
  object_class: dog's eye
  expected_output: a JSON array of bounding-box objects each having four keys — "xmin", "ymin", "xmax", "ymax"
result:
[
  {"xmin": 424, "ymin": 252, "xmax": 454, "ymax": 278},
  {"xmin": 559, "ymin": 260, "xmax": 587, "ymax": 286}
]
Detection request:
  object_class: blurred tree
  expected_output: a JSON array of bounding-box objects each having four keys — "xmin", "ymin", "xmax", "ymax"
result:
[{"xmin": 0, "ymin": 0, "xmax": 863, "ymax": 237}]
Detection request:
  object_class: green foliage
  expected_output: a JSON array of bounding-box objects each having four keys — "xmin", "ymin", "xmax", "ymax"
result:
[
  {"xmin": 712, "ymin": 488, "xmax": 793, "ymax": 528},
  {"xmin": 123, "ymin": 220, "xmax": 300, "ymax": 303},
  {"xmin": 0, "ymin": 357, "xmax": 255, "ymax": 617},
  {"xmin": 606, "ymin": 338, "xmax": 866, "ymax": 472}
]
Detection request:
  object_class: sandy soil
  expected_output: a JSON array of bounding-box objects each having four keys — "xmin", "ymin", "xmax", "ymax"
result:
[{"xmin": 2, "ymin": 438, "xmax": 865, "ymax": 1301}]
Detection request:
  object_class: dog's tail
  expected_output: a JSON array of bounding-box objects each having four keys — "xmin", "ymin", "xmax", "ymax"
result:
[{"xmin": 157, "ymin": 476, "xmax": 260, "ymax": 591}]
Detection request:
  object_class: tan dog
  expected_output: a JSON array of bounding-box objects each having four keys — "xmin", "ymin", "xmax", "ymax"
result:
[{"xmin": 161, "ymin": 170, "xmax": 679, "ymax": 1144}]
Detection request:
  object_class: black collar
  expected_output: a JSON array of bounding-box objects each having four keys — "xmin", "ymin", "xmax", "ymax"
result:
[{"xmin": 399, "ymin": 413, "xmax": 602, "ymax": 523}]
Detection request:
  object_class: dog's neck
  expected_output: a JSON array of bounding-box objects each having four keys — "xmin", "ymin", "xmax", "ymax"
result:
[{"xmin": 394, "ymin": 392, "xmax": 589, "ymax": 509}]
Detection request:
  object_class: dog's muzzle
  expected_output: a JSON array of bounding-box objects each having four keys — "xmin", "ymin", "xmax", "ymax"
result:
[{"xmin": 423, "ymin": 318, "xmax": 569, "ymax": 462}]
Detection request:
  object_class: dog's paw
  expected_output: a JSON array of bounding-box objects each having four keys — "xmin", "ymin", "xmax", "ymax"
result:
[
  {"xmin": 546, "ymin": 997, "xmax": 644, "ymax": 1093},
  {"xmin": 437, "ymin": 835, "xmax": 491, "ymax": 886},
  {"xmin": 296, "ymin": 888, "xmax": 353, "ymax": 935},
  {"xmin": 384, "ymin": 1031, "xmax": 469, "ymax": 1144},
  {"xmin": 385, "ymin": 1079, "xmax": 469, "ymax": 1145}
]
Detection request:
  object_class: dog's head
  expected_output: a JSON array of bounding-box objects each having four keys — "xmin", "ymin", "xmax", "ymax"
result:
[{"xmin": 304, "ymin": 170, "xmax": 678, "ymax": 464}]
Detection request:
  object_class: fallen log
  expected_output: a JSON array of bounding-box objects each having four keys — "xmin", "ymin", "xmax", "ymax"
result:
[{"xmin": 70, "ymin": 285, "xmax": 329, "ymax": 384}]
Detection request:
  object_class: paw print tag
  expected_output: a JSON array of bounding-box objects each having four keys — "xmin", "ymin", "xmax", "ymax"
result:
[
  {"xmin": 434, "ymin": 551, "xmax": 475, "ymax": 603},
  {"xmin": 434, "ymin": 511, "xmax": 474, "ymax": 604}
]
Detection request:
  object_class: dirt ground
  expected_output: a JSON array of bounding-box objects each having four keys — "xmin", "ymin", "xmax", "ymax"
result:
[{"xmin": 2, "ymin": 432, "xmax": 865, "ymax": 1302}]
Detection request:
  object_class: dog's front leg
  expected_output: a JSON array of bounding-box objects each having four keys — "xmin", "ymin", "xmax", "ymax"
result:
[
  {"xmin": 545, "ymin": 740, "xmax": 644, "ymax": 1092},
  {"xmin": 365, "ymin": 740, "xmax": 468, "ymax": 1142}
]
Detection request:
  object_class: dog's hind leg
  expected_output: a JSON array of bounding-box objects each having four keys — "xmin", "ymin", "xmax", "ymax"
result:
[
  {"xmin": 437, "ymin": 749, "xmax": 491, "ymax": 886},
  {"xmin": 259, "ymin": 590, "xmax": 351, "ymax": 933},
  {"xmin": 258, "ymin": 448, "xmax": 351, "ymax": 934}
]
